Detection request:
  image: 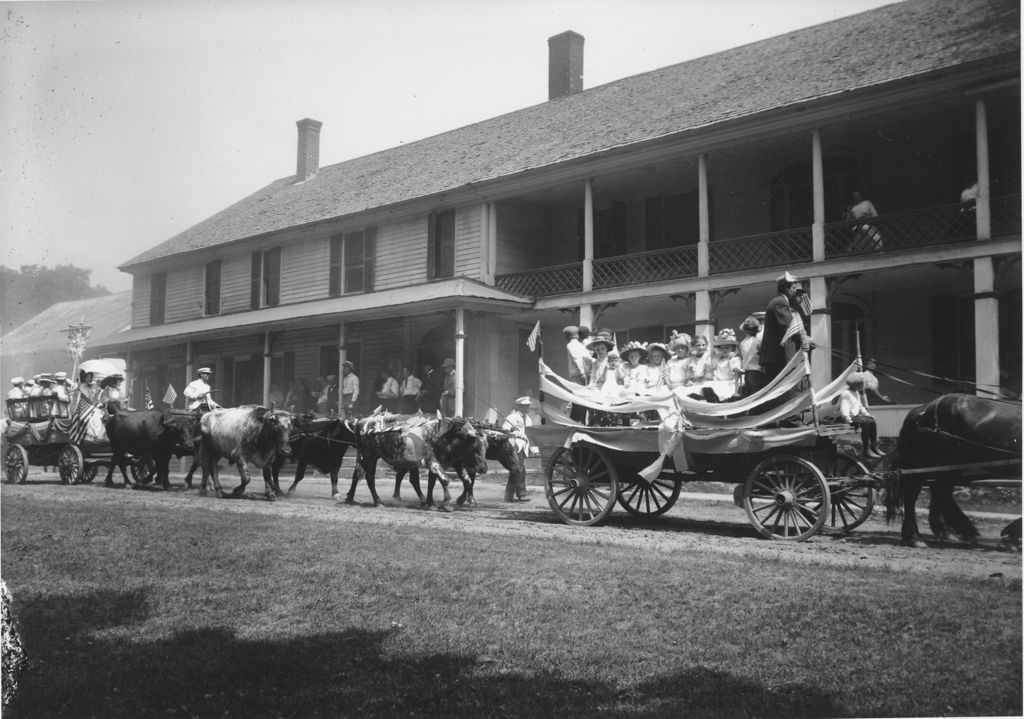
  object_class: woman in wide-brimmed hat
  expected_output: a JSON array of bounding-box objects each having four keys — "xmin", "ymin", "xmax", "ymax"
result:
[
  {"xmin": 681, "ymin": 334, "xmax": 714, "ymax": 393},
  {"xmin": 666, "ymin": 331, "xmax": 691, "ymax": 390},
  {"xmin": 585, "ymin": 332, "xmax": 617, "ymax": 392},
  {"xmin": 644, "ymin": 342, "xmax": 671, "ymax": 393},
  {"xmin": 616, "ymin": 341, "xmax": 649, "ymax": 395},
  {"xmin": 702, "ymin": 328, "xmax": 743, "ymax": 402}
]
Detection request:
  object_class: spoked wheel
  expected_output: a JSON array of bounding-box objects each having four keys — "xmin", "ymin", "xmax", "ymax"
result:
[
  {"xmin": 617, "ymin": 473, "xmax": 681, "ymax": 517},
  {"xmin": 545, "ymin": 444, "xmax": 618, "ymax": 526},
  {"xmin": 823, "ymin": 456, "xmax": 874, "ymax": 533},
  {"xmin": 4, "ymin": 445, "xmax": 29, "ymax": 484},
  {"xmin": 743, "ymin": 455, "xmax": 830, "ymax": 541},
  {"xmin": 131, "ymin": 457, "xmax": 154, "ymax": 485},
  {"xmin": 79, "ymin": 464, "xmax": 98, "ymax": 484},
  {"xmin": 58, "ymin": 444, "xmax": 84, "ymax": 485}
]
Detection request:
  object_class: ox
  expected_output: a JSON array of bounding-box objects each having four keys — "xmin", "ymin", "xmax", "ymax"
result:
[
  {"xmin": 393, "ymin": 423, "xmax": 521, "ymax": 507},
  {"xmin": 269, "ymin": 416, "xmax": 357, "ymax": 497},
  {"xmin": 198, "ymin": 406, "xmax": 293, "ymax": 500},
  {"xmin": 882, "ymin": 393, "xmax": 1021, "ymax": 547},
  {"xmin": 103, "ymin": 409, "xmax": 199, "ymax": 490},
  {"xmin": 347, "ymin": 415, "xmax": 488, "ymax": 508}
]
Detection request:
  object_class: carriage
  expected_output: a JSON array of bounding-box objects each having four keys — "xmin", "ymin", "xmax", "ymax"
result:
[
  {"xmin": 2, "ymin": 359, "xmax": 147, "ymax": 485},
  {"xmin": 528, "ymin": 351, "xmax": 880, "ymax": 541}
]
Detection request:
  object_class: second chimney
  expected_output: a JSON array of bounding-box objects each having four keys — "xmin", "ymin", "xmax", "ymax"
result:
[
  {"xmin": 548, "ymin": 31, "xmax": 584, "ymax": 100},
  {"xmin": 296, "ymin": 118, "xmax": 323, "ymax": 182}
]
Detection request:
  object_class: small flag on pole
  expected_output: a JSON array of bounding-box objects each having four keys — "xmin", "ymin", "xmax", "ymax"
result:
[
  {"xmin": 163, "ymin": 383, "xmax": 178, "ymax": 406},
  {"xmin": 525, "ymin": 320, "xmax": 541, "ymax": 352},
  {"xmin": 144, "ymin": 382, "xmax": 155, "ymax": 410},
  {"xmin": 68, "ymin": 395, "xmax": 97, "ymax": 444}
]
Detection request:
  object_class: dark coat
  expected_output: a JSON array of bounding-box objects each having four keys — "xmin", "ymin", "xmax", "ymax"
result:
[
  {"xmin": 420, "ymin": 369, "xmax": 444, "ymax": 412},
  {"xmin": 759, "ymin": 293, "xmax": 798, "ymax": 369}
]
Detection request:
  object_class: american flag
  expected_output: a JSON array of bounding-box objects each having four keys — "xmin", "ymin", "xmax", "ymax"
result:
[
  {"xmin": 525, "ymin": 320, "xmax": 542, "ymax": 352},
  {"xmin": 68, "ymin": 395, "xmax": 97, "ymax": 445},
  {"xmin": 144, "ymin": 382, "xmax": 155, "ymax": 410}
]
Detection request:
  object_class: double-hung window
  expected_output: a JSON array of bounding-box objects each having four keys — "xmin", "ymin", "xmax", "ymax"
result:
[
  {"xmin": 251, "ymin": 248, "xmax": 281, "ymax": 309},
  {"xmin": 329, "ymin": 228, "xmax": 376, "ymax": 297}
]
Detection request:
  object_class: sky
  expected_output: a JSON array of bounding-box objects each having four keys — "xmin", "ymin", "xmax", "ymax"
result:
[{"xmin": 1, "ymin": 0, "xmax": 896, "ymax": 294}]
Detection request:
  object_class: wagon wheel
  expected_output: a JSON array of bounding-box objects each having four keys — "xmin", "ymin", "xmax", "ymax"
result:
[
  {"xmin": 545, "ymin": 444, "xmax": 619, "ymax": 526},
  {"xmin": 743, "ymin": 455, "xmax": 830, "ymax": 541},
  {"xmin": 79, "ymin": 463, "xmax": 98, "ymax": 483},
  {"xmin": 823, "ymin": 456, "xmax": 874, "ymax": 533},
  {"xmin": 617, "ymin": 473, "xmax": 681, "ymax": 517},
  {"xmin": 4, "ymin": 445, "xmax": 29, "ymax": 484},
  {"xmin": 58, "ymin": 444, "xmax": 84, "ymax": 485},
  {"xmin": 131, "ymin": 457, "xmax": 155, "ymax": 485}
]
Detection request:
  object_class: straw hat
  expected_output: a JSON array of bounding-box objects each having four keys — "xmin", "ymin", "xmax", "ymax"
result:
[
  {"xmin": 647, "ymin": 342, "xmax": 670, "ymax": 360},
  {"xmin": 668, "ymin": 331, "xmax": 691, "ymax": 351},
  {"xmin": 713, "ymin": 328, "xmax": 739, "ymax": 348},
  {"xmin": 586, "ymin": 333, "xmax": 615, "ymax": 352},
  {"xmin": 441, "ymin": 358, "xmax": 456, "ymax": 368},
  {"xmin": 514, "ymin": 396, "xmax": 531, "ymax": 406},
  {"xmin": 619, "ymin": 341, "xmax": 648, "ymax": 362}
]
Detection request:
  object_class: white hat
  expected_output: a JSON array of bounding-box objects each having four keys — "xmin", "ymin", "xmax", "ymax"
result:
[
  {"xmin": 514, "ymin": 396, "xmax": 531, "ymax": 406},
  {"xmin": 10, "ymin": 377, "xmax": 24, "ymax": 385},
  {"xmin": 197, "ymin": 367, "xmax": 213, "ymax": 375},
  {"xmin": 442, "ymin": 358, "xmax": 456, "ymax": 368},
  {"xmin": 776, "ymin": 271, "xmax": 799, "ymax": 283},
  {"xmin": 54, "ymin": 371, "xmax": 68, "ymax": 381}
]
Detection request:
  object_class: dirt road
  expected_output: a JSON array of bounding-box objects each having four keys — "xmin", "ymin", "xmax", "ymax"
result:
[{"xmin": 5, "ymin": 467, "xmax": 1020, "ymax": 582}]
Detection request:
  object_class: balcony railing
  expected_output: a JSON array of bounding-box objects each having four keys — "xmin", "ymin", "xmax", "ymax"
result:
[
  {"xmin": 495, "ymin": 262, "xmax": 582, "ymax": 297},
  {"xmin": 825, "ymin": 195, "xmax": 1021, "ymax": 258},
  {"xmin": 593, "ymin": 245, "xmax": 699, "ymax": 289},
  {"xmin": 709, "ymin": 228, "xmax": 813, "ymax": 274}
]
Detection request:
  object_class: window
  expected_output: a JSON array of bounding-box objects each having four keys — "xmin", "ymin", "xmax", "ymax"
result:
[
  {"xmin": 204, "ymin": 260, "xmax": 221, "ymax": 316},
  {"xmin": 575, "ymin": 202, "xmax": 628, "ymax": 259},
  {"xmin": 250, "ymin": 248, "xmax": 281, "ymax": 309},
  {"xmin": 645, "ymin": 192, "xmax": 699, "ymax": 250},
  {"xmin": 329, "ymin": 228, "xmax": 376, "ymax": 296},
  {"xmin": 428, "ymin": 210, "xmax": 455, "ymax": 279},
  {"xmin": 149, "ymin": 272, "xmax": 166, "ymax": 325}
]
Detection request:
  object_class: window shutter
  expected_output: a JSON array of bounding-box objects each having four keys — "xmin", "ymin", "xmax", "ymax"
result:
[
  {"xmin": 265, "ymin": 247, "xmax": 281, "ymax": 306},
  {"xmin": 205, "ymin": 260, "xmax": 221, "ymax": 315},
  {"xmin": 427, "ymin": 213, "xmax": 437, "ymax": 279},
  {"xmin": 149, "ymin": 272, "xmax": 166, "ymax": 325},
  {"xmin": 344, "ymin": 231, "xmax": 365, "ymax": 294},
  {"xmin": 364, "ymin": 226, "xmax": 376, "ymax": 292},
  {"xmin": 436, "ymin": 209, "xmax": 455, "ymax": 278},
  {"xmin": 250, "ymin": 252, "xmax": 261, "ymax": 309},
  {"xmin": 329, "ymin": 236, "xmax": 342, "ymax": 297}
]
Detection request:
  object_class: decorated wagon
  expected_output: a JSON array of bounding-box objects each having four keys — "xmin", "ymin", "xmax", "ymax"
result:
[{"xmin": 528, "ymin": 350, "xmax": 876, "ymax": 541}]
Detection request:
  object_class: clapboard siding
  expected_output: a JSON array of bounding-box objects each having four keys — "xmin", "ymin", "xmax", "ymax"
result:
[
  {"xmin": 132, "ymin": 275, "xmax": 151, "ymax": 327},
  {"xmin": 219, "ymin": 253, "xmax": 252, "ymax": 314},
  {"xmin": 280, "ymin": 238, "xmax": 329, "ymax": 304},
  {"xmin": 164, "ymin": 265, "xmax": 204, "ymax": 323},
  {"xmin": 375, "ymin": 217, "xmax": 427, "ymax": 290},
  {"xmin": 454, "ymin": 205, "xmax": 481, "ymax": 279}
]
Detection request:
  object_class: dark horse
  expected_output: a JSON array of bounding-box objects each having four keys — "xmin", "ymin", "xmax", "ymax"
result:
[
  {"xmin": 882, "ymin": 393, "xmax": 1021, "ymax": 548},
  {"xmin": 392, "ymin": 424, "xmax": 522, "ymax": 507}
]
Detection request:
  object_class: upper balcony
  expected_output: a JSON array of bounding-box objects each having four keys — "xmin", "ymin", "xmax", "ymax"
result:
[{"xmin": 495, "ymin": 194, "xmax": 1021, "ymax": 297}]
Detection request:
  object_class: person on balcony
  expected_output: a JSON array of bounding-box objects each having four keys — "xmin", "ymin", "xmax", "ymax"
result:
[{"xmin": 843, "ymin": 191, "xmax": 883, "ymax": 251}]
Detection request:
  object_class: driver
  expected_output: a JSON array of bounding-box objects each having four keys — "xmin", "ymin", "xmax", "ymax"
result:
[{"xmin": 183, "ymin": 367, "xmax": 221, "ymax": 412}]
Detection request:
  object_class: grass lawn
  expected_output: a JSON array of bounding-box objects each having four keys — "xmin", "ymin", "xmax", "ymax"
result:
[{"xmin": 2, "ymin": 490, "xmax": 1020, "ymax": 718}]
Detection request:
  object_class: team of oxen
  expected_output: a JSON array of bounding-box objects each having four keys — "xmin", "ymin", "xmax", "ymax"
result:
[
  {"xmin": 95, "ymin": 393, "xmax": 1022, "ymax": 547},
  {"xmin": 99, "ymin": 401, "xmax": 506, "ymax": 510}
]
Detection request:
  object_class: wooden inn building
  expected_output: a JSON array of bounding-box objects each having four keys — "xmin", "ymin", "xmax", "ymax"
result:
[{"xmin": 93, "ymin": 0, "xmax": 1022, "ymax": 426}]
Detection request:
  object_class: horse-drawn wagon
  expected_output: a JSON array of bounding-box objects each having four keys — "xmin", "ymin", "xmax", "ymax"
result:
[{"xmin": 528, "ymin": 351, "xmax": 880, "ymax": 541}]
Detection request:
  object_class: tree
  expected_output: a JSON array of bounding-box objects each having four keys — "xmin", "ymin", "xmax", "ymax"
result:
[{"xmin": 0, "ymin": 264, "xmax": 110, "ymax": 334}]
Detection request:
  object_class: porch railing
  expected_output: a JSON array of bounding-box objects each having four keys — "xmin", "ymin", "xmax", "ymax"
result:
[
  {"xmin": 592, "ymin": 245, "xmax": 699, "ymax": 289},
  {"xmin": 494, "ymin": 262, "xmax": 582, "ymax": 297},
  {"xmin": 708, "ymin": 228, "xmax": 813, "ymax": 274},
  {"xmin": 825, "ymin": 195, "xmax": 1022, "ymax": 258}
]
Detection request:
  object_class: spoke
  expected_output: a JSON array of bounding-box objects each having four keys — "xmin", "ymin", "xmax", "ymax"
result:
[
  {"xmin": 622, "ymin": 483, "xmax": 641, "ymax": 504},
  {"xmin": 752, "ymin": 480, "xmax": 778, "ymax": 496},
  {"xmin": 650, "ymin": 482, "xmax": 672, "ymax": 503},
  {"xmin": 588, "ymin": 468, "xmax": 611, "ymax": 483},
  {"xmin": 751, "ymin": 501, "xmax": 777, "ymax": 516},
  {"xmin": 550, "ymin": 485, "xmax": 574, "ymax": 499}
]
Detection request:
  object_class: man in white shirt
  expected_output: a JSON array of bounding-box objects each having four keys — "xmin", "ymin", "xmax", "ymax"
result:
[
  {"xmin": 564, "ymin": 325, "xmax": 591, "ymax": 423},
  {"xmin": 399, "ymin": 366, "xmax": 422, "ymax": 413},
  {"xmin": 502, "ymin": 396, "xmax": 534, "ymax": 502},
  {"xmin": 341, "ymin": 361, "xmax": 359, "ymax": 417},
  {"xmin": 183, "ymin": 367, "xmax": 220, "ymax": 412}
]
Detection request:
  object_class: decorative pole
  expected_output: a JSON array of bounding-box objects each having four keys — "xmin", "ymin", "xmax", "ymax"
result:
[{"xmin": 62, "ymin": 320, "xmax": 92, "ymax": 390}]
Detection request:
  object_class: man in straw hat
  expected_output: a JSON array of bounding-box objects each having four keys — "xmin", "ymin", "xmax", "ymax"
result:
[
  {"xmin": 440, "ymin": 358, "xmax": 457, "ymax": 417},
  {"xmin": 341, "ymin": 361, "xmax": 359, "ymax": 417},
  {"xmin": 501, "ymin": 396, "xmax": 535, "ymax": 502},
  {"xmin": 184, "ymin": 367, "xmax": 220, "ymax": 411}
]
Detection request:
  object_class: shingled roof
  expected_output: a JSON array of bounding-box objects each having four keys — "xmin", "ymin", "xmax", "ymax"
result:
[{"xmin": 121, "ymin": 0, "xmax": 1020, "ymax": 270}]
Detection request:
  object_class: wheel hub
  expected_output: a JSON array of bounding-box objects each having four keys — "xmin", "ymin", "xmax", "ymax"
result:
[{"xmin": 775, "ymin": 489, "xmax": 796, "ymax": 508}]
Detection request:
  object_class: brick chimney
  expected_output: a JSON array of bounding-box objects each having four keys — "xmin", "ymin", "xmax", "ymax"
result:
[
  {"xmin": 548, "ymin": 31, "xmax": 584, "ymax": 100},
  {"xmin": 296, "ymin": 118, "xmax": 323, "ymax": 182}
]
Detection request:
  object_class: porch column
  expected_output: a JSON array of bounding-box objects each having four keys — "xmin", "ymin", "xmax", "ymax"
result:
[
  {"xmin": 480, "ymin": 202, "xmax": 496, "ymax": 285},
  {"xmin": 974, "ymin": 98, "xmax": 991, "ymax": 241},
  {"xmin": 578, "ymin": 304, "xmax": 594, "ymax": 331},
  {"xmin": 583, "ymin": 178, "xmax": 594, "ymax": 292},
  {"xmin": 694, "ymin": 290, "xmax": 713, "ymax": 344},
  {"xmin": 973, "ymin": 258, "xmax": 999, "ymax": 397},
  {"xmin": 185, "ymin": 341, "xmax": 194, "ymax": 382},
  {"xmin": 454, "ymin": 308, "xmax": 466, "ymax": 417},
  {"xmin": 488, "ymin": 202, "xmax": 498, "ymax": 283},
  {"xmin": 698, "ymin": 154, "xmax": 709, "ymax": 276},
  {"xmin": 808, "ymin": 275, "xmax": 831, "ymax": 390},
  {"xmin": 262, "ymin": 332, "xmax": 272, "ymax": 408},
  {"xmin": 337, "ymin": 323, "xmax": 346, "ymax": 417},
  {"xmin": 811, "ymin": 129, "xmax": 825, "ymax": 262}
]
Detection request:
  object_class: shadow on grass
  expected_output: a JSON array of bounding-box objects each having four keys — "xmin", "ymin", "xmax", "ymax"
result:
[{"xmin": 7, "ymin": 587, "xmax": 844, "ymax": 719}]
